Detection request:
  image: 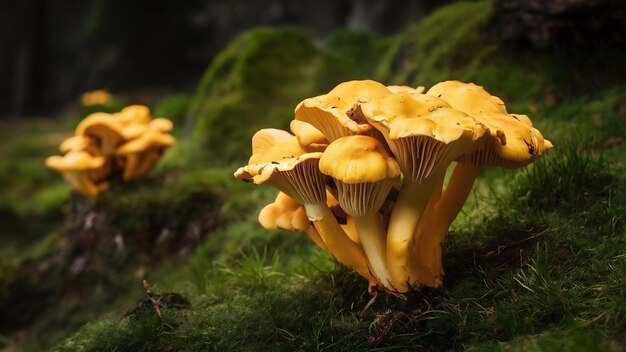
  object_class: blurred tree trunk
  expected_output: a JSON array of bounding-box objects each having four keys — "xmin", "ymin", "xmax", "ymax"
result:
[{"xmin": 9, "ymin": 0, "xmax": 46, "ymax": 119}]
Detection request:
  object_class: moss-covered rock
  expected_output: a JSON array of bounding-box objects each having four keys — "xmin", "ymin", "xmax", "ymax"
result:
[
  {"xmin": 321, "ymin": 29, "xmax": 389, "ymax": 85},
  {"xmin": 376, "ymin": 0, "xmax": 556, "ymax": 105},
  {"xmin": 377, "ymin": 0, "xmax": 626, "ymax": 107},
  {"xmin": 93, "ymin": 170, "xmax": 226, "ymax": 238},
  {"xmin": 185, "ymin": 27, "xmax": 321, "ymax": 164},
  {"xmin": 153, "ymin": 93, "xmax": 192, "ymax": 127}
]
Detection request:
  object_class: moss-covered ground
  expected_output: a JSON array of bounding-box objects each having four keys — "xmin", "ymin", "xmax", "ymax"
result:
[{"xmin": 1, "ymin": 0, "xmax": 625, "ymax": 351}]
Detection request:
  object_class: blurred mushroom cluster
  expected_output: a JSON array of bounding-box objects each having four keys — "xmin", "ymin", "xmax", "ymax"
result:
[
  {"xmin": 46, "ymin": 105, "xmax": 175, "ymax": 197},
  {"xmin": 234, "ymin": 80, "xmax": 552, "ymax": 294},
  {"xmin": 81, "ymin": 89, "xmax": 113, "ymax": 107}
]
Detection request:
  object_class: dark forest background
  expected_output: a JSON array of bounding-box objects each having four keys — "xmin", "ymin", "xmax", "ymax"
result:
[
  {"xmin": 0, "ymin": 0, "xmax": 450, "ymax": 117},
  {"xmin": 3, "ymin": 0, "xmax": 624, "ymax": 118}
]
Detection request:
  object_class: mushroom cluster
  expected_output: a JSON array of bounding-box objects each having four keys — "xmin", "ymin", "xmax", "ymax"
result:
[
  {"xmin": 46, "ymin": 105, "xmax": 175, "ymax": 197},
  {"xmin": 81, "ymin": 89, "xmax": 113, "ymax": 106},
  {"xmin": 234, "ymin": 80, "xmax": 552, "ymax": 293}
]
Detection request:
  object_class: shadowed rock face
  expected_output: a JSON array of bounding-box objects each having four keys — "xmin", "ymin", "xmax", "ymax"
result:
[
  {"xmin": 0, "ymin": 0, "xmax": 450, "ymax": 118},
  {"xmin": 493, "ymin": 0, "xmax": 626, "ymax": 49}
]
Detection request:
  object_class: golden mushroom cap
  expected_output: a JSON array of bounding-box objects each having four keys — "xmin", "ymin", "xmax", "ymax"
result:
[
  {"xmin": 490, "ymin": 116, "xmax": 545, "ymax": 158},
  {"xmin": 75, "ymin": 112, "xmax": 126, "ymax": 155},
  {"xmin": 259, "ymin": 192, "xmax": 310, "ymax": 232},
  {"xmin": 510, "ymin": 113, "xmax": 534, "ymax": 127},
  {"xmin": 45, "ymin": 151, "xmax": 109, "ymax": 197},
  {"xmin": 425, "ymin": 82, "xmax": 551, "ymax": 167},
  {"xmin": 236, "ymin": 152, "xmax": 323, "ymax": 184},
  {"xmin": 45, "ymin": 151, "xmax": 106, "ymax": 172},
  {"xmin": 294, "ymin": 80, "xmax": 392, "ymax": 141},
  {"xmin": 81, "ymin": 90, "xmax": 112, "ymax": 106},
  {"xmin": 119, "ymin": 117, "xmax": 174, "ymax": 140},
  {"xmin": 360, "ymin": 92, "xmax": 485, "ymax": 182},
  {"xmin": 121, "ymin": 123, "xmax": 148, "ymax": 140},
  {"xmin": 361, "ymin": 93, "xmax": 484, "ymax": 143},
  {"xmin": 319, "ymin": 135, "xmax": 400, "ymax": 184},
  {"xmin": 304, "ymin": 80, "xmax": 391, "ymax": 112},
  {"xmin": 388, "ymin": 107, "xmax": 484, "ymax": 143},
  {"xmin": 59, "ymin": 135, "xmax": 95, "ymax": 154},
  {"xmin": 427, "ymin": 81, "xmax": 507, "ymax": 117},
  {"xmin": 277, "ymin": 206, "xmax": 309, "ymax": 232},
  {"xmin": 258, "ymin": 203, "xmax": 280, "ymax": 230},
  {"xmin": 459, "ymin": 114, "xmax": 551, "ymax": 168},
  {"xmin": 360, "ymin": 92, "xmax": 484, "ymax": 145},
  {"xmin": 248, "ymin": 129, "xmax": 308, "ymax": 165},
  {"xmin": 274, "ymin": 191, "xmax": 301, "ymax": 211},
  {"xmin": 116, "ymin": 129, "xmax": 175, "ymax": 155},
  {"xmin": 234, "ymin": 153, "xmax": 327, "ymax": 205},
  {"xmin": 75, "ymin": 112, "xmax": 121, "ymax": 135},
  {"xmin": 116, "ymin": 105, "xmax": 152, "ymax": 126},
  {"xmin": 360, "ymin": 92, "xmax": 453, "ymax": 131},
  {"xmin": 319, "ymin": 135, "xmax": 401, "ymax": 217},
  {"xmin": 150, "ymin": 118, "xmax": 174, "ymax": 132},
  {"xmin": 386, "ymin": 85, "xmax": 425, "ymax": 94},
  {"xmin": 289, "ymin": 120, "xmax": 328, "ymax": 150},
  {"xmin": 111, "ymin": 105, "xmax": 155, "ymax": 139}
]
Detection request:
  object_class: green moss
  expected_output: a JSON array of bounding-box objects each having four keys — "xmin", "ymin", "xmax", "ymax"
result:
[
  {"xmin": 378, "ymin": 0, "xmax": 626, "ymax": 107},
  {"xmin": 0, "ymin": 259, "xmax": 19, "ymax": 310},
  {"xmin": 30, "ymin": 183, "xmax": 68, "ymax": 219},
  {"xmin": 321, "ymin": 29, "xmax": 390, "ymax": 84},
  {"xmin": 537, "ymin": 87, "xmax": 626, "ymax": 156},
  {"xmin": 0, "ymin": 120, "xmax": 68, "ymax": 251},
  {"xmin": 469, "ymin": 327, "xmax": 612, "ymax": 352},
  {"xmin": 94, "ymin": 168, "xmax": 229, "ymax": 235},
  {"xmin": 55, "ymin": 265, "xmax": 369, "ymax": 352},
  {"xmin": 378, "ymin": 1, "xmax": 494, "ymax": 87},
  {"xmin": 186, "ymin": 27, "xmax": 321, "ymax": 165},
  {"xmin": 153, "ymin": 93, "xmax": 192, "ymax": 127},
  {"xmin": 512, "ymin": 146, "xmax": 621, "ymax": 220}
]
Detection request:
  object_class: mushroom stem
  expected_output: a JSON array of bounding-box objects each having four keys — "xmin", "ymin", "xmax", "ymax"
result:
[
  {"xmin": 304, "ymin": 226, "xmax": 328, "ymax": 251},
  {"xmin": 341, "ymin": 217, "xmax": 361, "ymax": 244},
  {"xmin": 100, "ymin": 136, "xmax": 121, "ymax": 157},
  {"xmin": 122, "ymin": 154, "xmax": 141, "ymax": 181},
  {"xmin": 416, "ymin": 163, "xmax": 480, "ymax": 280},
  {"xmin": 122, "ymin": 151, "xmax": 162, "ymax": 181},
  {"xmin": 134, "ymin": 151, "xmax": 161, "ymax": 179},
  {"xmin": 409, "ymin": 172, "xmax": 445, "ymax": 287},
  {"xmin": 354, "ymin": 214, "xmax": 393, "ymax": 289},
  {"xmin": 415, "ymin": 172, "xmax": 445, "ymax": 235},
  {"xmin": 304, "ymin": 203, "xmax": 376, "ymax": 285},
  {"xmin": 434, "ymin": 163, "xmax": 480, "ymax": 230},
  {"xmin": 87, "ymin": 159, "xmax": 113, "ymax": 184},
  {"xmin": 386, "ymin": 177, "xmax": 438, "ymax": 292},
  {"xmin": 64, "ymin": 171, "xmax": 100, "ymax": 197}
]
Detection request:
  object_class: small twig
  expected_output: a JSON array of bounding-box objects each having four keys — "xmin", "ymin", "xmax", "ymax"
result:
[
  {"xmin": 143, "ymin": 279, "xmax": 162, "ymax": 320},
  {"xmin": 360, "ymin": 290, "xmax": 378, "ymax": 317},
  {"xmin": 369, "ymin": 310, "xmax": 407, "ymax": 347}
]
